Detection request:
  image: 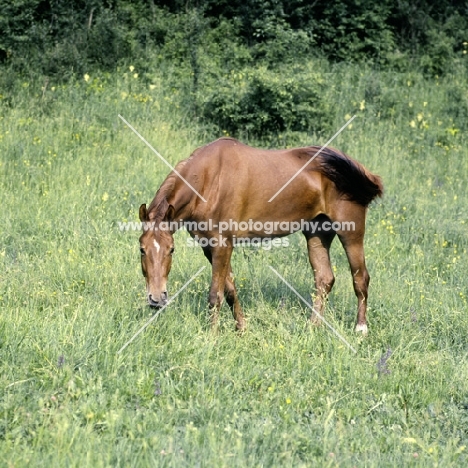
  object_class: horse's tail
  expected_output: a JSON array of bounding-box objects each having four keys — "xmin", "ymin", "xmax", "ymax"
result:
[{"xmin": 315, "ymin": 147, "xmax": 383, "ymax": 207}]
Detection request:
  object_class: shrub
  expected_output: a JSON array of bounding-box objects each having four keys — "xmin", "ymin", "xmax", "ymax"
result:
[
  {"xmin": 200, "ymin": 64, "xmax": 332, "ymax": 139},
  {"xmin": 419, "ymin": 27, "xmax": 456, "ymax": 77},
  {"xmin": 443, "ymin": 85, "xmax": 468, "ymax": 130}
]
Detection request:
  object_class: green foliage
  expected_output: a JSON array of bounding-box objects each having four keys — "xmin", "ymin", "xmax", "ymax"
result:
[
  {"xmin": 252, "ymin": 22, "xmax": 314, "ymax": 64},
  {"xmin": 2, "ymin": 0, "xmax": 468, "ymax": 80},
  {"xmin": 0, "ymin": 0, "xmax": 174, "ymax": 76},
  {"xmin": 418, "ymin": 26, "xmax": 456, "ymax": 77},
  {"xmin": 443, "ymin": 85, "xmax": 468, "ymax": 131},
  {"xmin": 86, "ymin": 8, "xmax": 132, "ymax": 69},
  {"xmin": 200, "ymin": 64, "xmax": 331, "ymax": 139},
  {"xmin": 3, "ymin": 1, "xmax": 468, "ymax": 463},
  {"xmin": 306, "ymin": 0, "xmax": 396, "ymax": 62},
  {"xmin": 2, "ymin": 66, "xmax": 468, "ymax": 465}
]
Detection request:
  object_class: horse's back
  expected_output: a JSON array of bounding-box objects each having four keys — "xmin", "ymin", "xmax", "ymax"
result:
[{"xmin": 175, "ymin": 138, "xmax": 381, "ymax": 223}]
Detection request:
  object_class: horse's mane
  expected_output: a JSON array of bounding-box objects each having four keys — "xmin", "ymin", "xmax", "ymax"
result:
[{"xmin": 147, "ymin": 160, "xmax": 188, "ymax": 220}]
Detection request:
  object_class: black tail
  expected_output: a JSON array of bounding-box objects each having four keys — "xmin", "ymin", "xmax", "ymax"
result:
[{"xmin": 315, "ymin": 147, "xmax": 383, "ymax": 207}]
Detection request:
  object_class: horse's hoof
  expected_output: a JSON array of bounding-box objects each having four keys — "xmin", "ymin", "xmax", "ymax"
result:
[
  {"xmin": 355, "ymin": 323, "xmax": 368, "ymax": 335},
  {"xmin": 236, "ymin": 321, "xmax": 246, "ymax": 334},
  {"xmin": 209, "ymin": 322, "xmax": 220, "ymax": 335},
  {"xmin": 310, "ymin": 313, "xmax": 323, "ymax": 327}
]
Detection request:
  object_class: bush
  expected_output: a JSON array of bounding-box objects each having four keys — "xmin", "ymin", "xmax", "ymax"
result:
[
  {"xmin": 418, "ymin": 27, "xmax": 456, "ymax": 77},
  {"xmin": 443, "ymin": 85, "xmax": 468, "ymax": 131},
  {"xmin": 200, "ymin": 64, "xmax": 332, "ymax": 139},
  {"xmin": 0, "ymin": 1, "xmax": 172, "ymax": 78}
]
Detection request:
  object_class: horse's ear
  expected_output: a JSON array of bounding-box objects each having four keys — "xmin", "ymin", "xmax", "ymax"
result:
[
  {"xmin": 139, "ymin": 204, "xmax": 148, "ymax": 222},
  {"xmin": 165, "ymin": 204, "xmax": 175, "ymax": 222}
]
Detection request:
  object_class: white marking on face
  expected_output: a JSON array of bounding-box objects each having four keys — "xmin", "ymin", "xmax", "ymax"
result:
[{"xmin": 153, "ymin": 239, "xmax": 161, "ymax": 253}]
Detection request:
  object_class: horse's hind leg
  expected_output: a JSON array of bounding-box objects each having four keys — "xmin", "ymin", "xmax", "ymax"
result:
[
  {"xmin": 338, "ymin": 231, "xmax": 370, "ymax": 334},
  {"xmin": 304, "ymin": 228, "xmax": 336, "ymax": 325}
]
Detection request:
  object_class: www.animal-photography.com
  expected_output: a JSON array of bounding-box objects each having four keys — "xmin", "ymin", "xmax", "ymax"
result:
[{"xmin": 1, "ymin": 2, "xmax": 468, "ymax": 466}]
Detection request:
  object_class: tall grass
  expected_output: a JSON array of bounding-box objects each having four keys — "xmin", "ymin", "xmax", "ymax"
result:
[{"xmin": 1, "ymin": 65, "xmax": 468, "ymax": 466}]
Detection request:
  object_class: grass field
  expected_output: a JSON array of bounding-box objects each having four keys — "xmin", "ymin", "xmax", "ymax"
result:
[{"xmin": 1, "ymin": 65, "xmax": 468, "ymax": 466}]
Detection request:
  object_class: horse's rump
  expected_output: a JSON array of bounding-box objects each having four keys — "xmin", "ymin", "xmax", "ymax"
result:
[{"xmin": 313, "ymin": 147, "xmax": 383, "ymax": 207}]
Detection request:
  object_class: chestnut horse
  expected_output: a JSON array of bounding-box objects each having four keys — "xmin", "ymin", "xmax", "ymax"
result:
[{"xmin": 138, "ymin": 137, "xmax": 383, "ymax": 334}]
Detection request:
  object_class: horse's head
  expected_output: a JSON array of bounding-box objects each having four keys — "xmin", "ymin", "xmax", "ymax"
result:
[{"xmin": 138, "ymin": 202, "xmax": 175, "ymax": 308}]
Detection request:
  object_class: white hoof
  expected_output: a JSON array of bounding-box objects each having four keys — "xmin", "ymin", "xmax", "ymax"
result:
[{"xmin": 355, "ymin": 323, "xmax": 368, "ymax": 335}]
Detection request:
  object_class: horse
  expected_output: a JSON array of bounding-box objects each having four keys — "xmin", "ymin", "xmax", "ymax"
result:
[{"xmin": 138, "ymin": 137, "xmax": 383, "ymax": 334}]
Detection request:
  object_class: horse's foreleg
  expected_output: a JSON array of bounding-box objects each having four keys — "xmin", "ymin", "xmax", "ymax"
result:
[
  {"xmin": 203, "ymin": 246, "xmax": 244, "ymax": 331},
  {"xmin": 304, "ymin": 230, "xmax": 336, "ymax": 325},
  {"xmin": 204, "ymin": 244, "xmax": 234, "ymax": 331},
  {"xmin": 224, "ymin": 266, "xmax": 246, "ymax": 332}
]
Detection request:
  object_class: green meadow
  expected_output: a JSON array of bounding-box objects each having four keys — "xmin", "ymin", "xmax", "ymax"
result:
[{"xmin": 1, "ymin": 64, "xmax": 468, "ymax": 466}]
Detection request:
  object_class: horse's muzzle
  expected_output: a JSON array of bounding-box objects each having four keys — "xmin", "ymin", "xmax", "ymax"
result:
[{"xmin": 148, "ymin": 291, "xmax": 168, "ymax": 308}]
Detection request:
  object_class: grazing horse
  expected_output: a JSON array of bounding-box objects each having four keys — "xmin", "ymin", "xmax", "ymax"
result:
[{"xmin": 138, "ymin": 137, "xmax": 383, "ymax": 334}]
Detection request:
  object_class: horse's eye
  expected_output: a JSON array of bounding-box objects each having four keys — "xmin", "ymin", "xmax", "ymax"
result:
[
  {"xmin": 169, "ymin": 247, "xmax": 175, "ymax": 255},
  {"xmin": 140, "ymin": 247, "xmax": 145, "ymax": 255}
]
